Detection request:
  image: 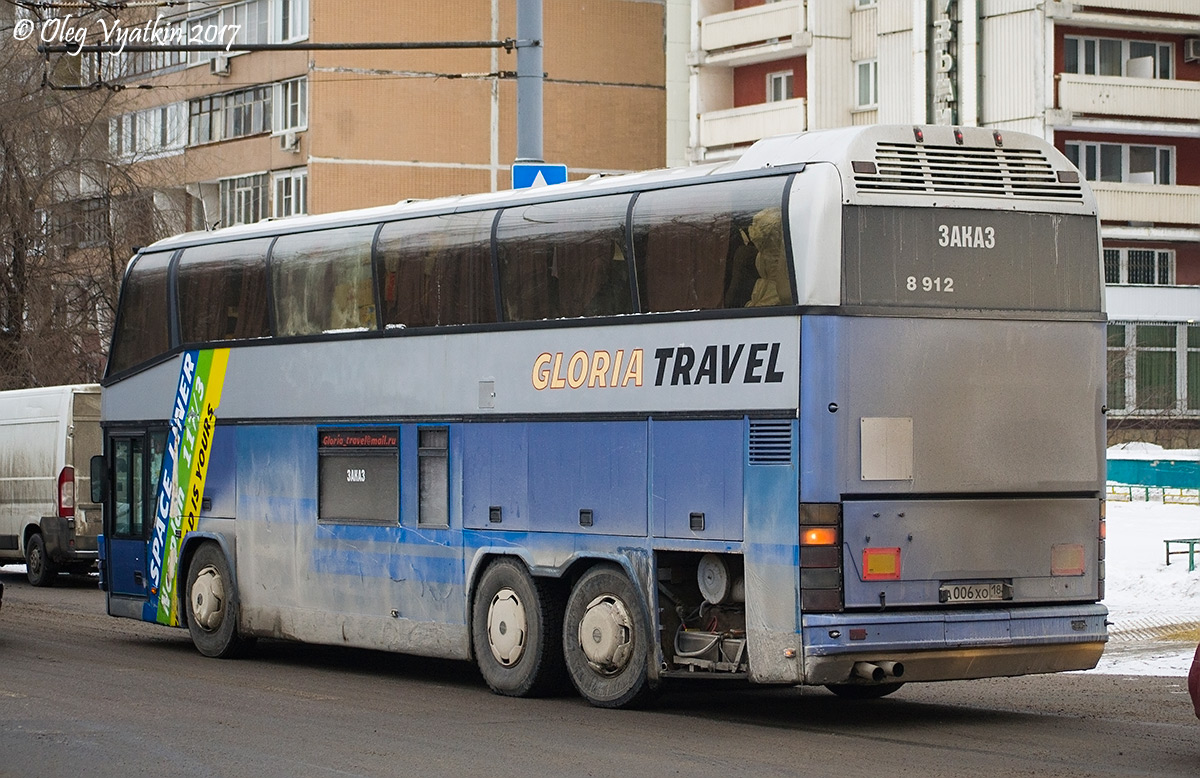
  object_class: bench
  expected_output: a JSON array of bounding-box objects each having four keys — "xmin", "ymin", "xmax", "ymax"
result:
[{"xmin": 1165, "ymin": 538, "xmax": 1200, "ymax": 572}]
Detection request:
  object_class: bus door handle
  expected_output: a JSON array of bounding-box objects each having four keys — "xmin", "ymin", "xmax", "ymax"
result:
[{"xmin": 134, "ymin": 571, "xmax": 144, "ymax": 586}]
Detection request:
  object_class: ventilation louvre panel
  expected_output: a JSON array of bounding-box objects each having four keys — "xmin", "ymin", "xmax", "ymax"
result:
[
  {"xmin": 854, "ymin": 142, "xmax": 1085, "ymax": 201},
  {"xmin": 748, "ymin": 420, "xmax": 793, "ymax": 465}
]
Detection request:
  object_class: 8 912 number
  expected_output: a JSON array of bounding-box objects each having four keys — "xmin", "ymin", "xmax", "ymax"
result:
[{"xmin": 906, "ymin": 276, "xmax": 954, "ymax": 293}]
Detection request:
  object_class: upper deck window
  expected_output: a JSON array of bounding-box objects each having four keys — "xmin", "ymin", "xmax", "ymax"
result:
[
  {"xmin": 272, "ymin": 225, "xmax": 378, "ymax": 336},
  {"xmin": 496, "ymin": 195, "xmax": 633, "ymax": 322},
  {"xmin": 108, "ymin": 251, "xmax": 173, "ymax": 375},
  {"xmin": 632, "ymin": 177, "xmax": 791, "ymax": 313},
  {"xmin": 177, "ymin": 238, "xmax": 271, "ymax": 344},
  {"xmin": 375, "ymin": 211, "xmax": 498, "ymax": 328}
]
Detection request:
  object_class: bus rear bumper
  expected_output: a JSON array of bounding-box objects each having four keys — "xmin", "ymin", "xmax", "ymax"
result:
[{"xmin": 799, "ymin": 603, "xmax": 1108, "ymax": 685}]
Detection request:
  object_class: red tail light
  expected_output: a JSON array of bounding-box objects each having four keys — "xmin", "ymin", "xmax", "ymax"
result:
[{"xmin": 58, "ymin": 466, "xmax": 75, "ymax": 518}]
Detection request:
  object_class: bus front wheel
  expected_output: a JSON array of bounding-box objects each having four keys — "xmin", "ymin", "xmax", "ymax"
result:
[
  {"xmin": 562, "ymin": 564, "xmax": 653, "ymax": 709},
  {"xmin": 185, "ymin": 543, "xmax": 250, "ymax": 658},
  {"xmin": 471, "ymin": 557, "xmax": 567, "ymax": 697}
]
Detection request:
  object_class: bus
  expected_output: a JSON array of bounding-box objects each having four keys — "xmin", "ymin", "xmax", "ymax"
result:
[{"xmin": 93, "ymin": 125, "xmax": 1108, "ymax": 708}]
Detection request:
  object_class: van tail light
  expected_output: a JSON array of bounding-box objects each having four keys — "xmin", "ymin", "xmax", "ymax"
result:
[
  {"xmin": 58, "ymin": 466, "xmax": 75, "ymax": 519},
  {"xmin": 800, "ymin": 503, "xmax": 843, "ymax": 612}
]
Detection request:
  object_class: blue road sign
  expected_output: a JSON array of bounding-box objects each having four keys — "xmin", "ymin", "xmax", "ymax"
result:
[{"xmin": 512, "ymin": 162, "xmax": 568, "ymax": 189}]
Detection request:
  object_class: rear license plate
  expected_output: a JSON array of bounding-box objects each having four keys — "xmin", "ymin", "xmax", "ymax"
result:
[{"xmin": 938, "ymin": 581, "xmax": 1012, "ymax": 604}]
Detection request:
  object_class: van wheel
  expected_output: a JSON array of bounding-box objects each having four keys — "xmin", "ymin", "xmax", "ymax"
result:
[
  {"xmin": 562, "ymin": 564, "xmax": 653, "ymax": 709},
  {"xmin": 185, "ymin": 543, "xmax": 250, "ymax": 658},
  {"xmin": 25, "ymin": 533, "xmax": 58, "ymax": 587},
  {"xmin": 471, "ymin": 558, "xmax": 568, "ymax": 697}
]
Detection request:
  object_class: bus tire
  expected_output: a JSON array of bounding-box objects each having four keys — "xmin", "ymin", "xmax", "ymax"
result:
[
  {"xmin": 562, "ymin": 564, "xmax": 653, "ymax": 709},
  {"xmin": 825, "ymin": 682, "xmax": 904, "ymax": 700},
  {"xmin": 471, "ymin": 557, "xmax": 567, "ymax": 697},
  {"xmin": 185, "ymin": 543, "xmax": 249, "ymax": 658},
  {"xmin": 25, "ymin": 533, "xmax": 58, "ymax": 587}
]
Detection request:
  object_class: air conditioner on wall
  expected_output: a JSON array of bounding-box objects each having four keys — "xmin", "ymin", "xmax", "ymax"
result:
[
  {"xmin": 1186, "ymin": 39, "xmax": 1200, "ymax": 63},
  {"xmin": 210, "ymin": 55, "xmax": 230, "ymax": 76},
  {"xmin": 280, "ymin": 131, "xmax": 300, "ymax": 152}
]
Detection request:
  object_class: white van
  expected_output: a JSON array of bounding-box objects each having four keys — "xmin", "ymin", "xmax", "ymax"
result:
[{"xmin": 0, "ymin": 384, "xmax": 102, "ymax": 585}]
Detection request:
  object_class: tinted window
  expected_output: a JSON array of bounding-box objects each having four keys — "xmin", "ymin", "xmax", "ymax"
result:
[
  {"xmin": 375, "ymin": 211, "xmax": 497, "ymax": 328},
  {"xmin": 272, "ymin": 226, "xmax": 378, "ymax": 336},
  {"xmin": 107, "ymin": 251, "xmax": 172, "ymax": 374},
  {"xmin": 177, "ymin": 239, "xmax": 271, "ymax": 343},
  {"xmin": 496, "ymin": 195, "xmax": 633, "ymax": 321},
  {"xmin": 632, "ymin": 178, "xmax": 791, "ymax": 313}
]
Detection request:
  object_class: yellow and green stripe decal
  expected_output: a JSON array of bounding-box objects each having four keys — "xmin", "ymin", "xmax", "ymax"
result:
[{"xmin": 156, "ymin": 348, "xmax": 229, "ymax": 626}]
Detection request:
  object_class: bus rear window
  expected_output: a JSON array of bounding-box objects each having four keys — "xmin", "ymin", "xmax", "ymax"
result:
[
  {"xmin": 107, "ymin": 251, "xmax": 172, "ymax": 375},
  {"xmin": 842, "ymin": 207, "xmax": 1102, "ymax": 313},
  {"xmin": 375, "ymin": 211, "xmax": 498, "ymax": 328},
  {"xmin": 177, "ymin": 239, "xmax": 271, "ymax": 344},
  {"xmin": 272, "ymin": 225, "xmax": 379, "ymax": 336},
  {"xmin": 632, "ymin": 177, "xmax": 791, "ymax": 313}
]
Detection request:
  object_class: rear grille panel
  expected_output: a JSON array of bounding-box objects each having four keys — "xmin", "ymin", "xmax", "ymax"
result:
[{"xmin": 854, "ymin": 143, "xmax": 1085, "ymax": 201}]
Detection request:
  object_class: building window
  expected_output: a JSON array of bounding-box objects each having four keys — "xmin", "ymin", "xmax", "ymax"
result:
[
  {"xmin": 1107, "ymin": 322, "xmax": 1200, "ymax": 415},
  {"xmin": 273, "ymin": 168, "xmax": 308, "ymax": 217},
  {"xmin": 274, "ymin": 77, "xmax": 308, "ymax": 131},
  {"xmin": 276, "ymin": 0, "xmax": 309, "ymax": 42},
  {"xmin": 189, "ymin": 96, "xmax": 222, "ymax": 145},
  {"xmin": 1064, "ymin": 142, "xmax": 1173, "ymax": 185},
  {"xmin": 189, "ymin": 0, "xmax": 269, "ymax": 66},
  {"xmin": 856, "ymin": 0, "xmax": 878, "ymax": 6},
  {"xmin": 223, "ymin": 86, "xmax": 272, "ymax": 139},
  {"xmin": 855, "ymin": 60, "xmax": 878, "ymax": 109},
  {"xmin": 1103, "ymin": 247, "xmax": 1174, "ymax": 286},
  {"xmin": 1064, "ymin": 36, "xmax": 1172, "ymax": 79},
  {"xmin": 219, "ymin": 174, "xmax": 268, "ymax": 227},
  {"xmin": 767, "ymin": 71, "xmax": 793, "ymax": 102}
]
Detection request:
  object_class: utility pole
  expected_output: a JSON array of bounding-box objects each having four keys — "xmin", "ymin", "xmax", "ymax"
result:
[{"xmin": 515, "ymin": 0, "xmax": 544, "ymax": 164}]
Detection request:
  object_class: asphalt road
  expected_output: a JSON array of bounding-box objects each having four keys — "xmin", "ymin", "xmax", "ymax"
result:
[{"xmin": 1, "ymin": 569, "xmax": 1197, "ymax": 778}]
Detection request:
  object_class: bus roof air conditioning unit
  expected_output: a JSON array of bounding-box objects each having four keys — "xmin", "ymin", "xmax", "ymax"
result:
[
  {"xmin": 1185, "ymin": 39, "xmax": 1200, "ymax": 63},
  {"xmin": 210, "ymin": 55, "xmax": 230, "ymax": 76},
  {"xmin": 280, "ymin": 131, "xmax": 300, "ymax": 152}
]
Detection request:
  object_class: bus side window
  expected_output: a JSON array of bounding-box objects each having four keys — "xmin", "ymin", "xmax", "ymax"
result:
[
  {"xmin": 177, "ymin": 239, "xmax": 271, "ymax": 344},
  {"xmin": 108, "ymin": 251, "xmax": 173, "ymax": 374},
  {"xmin": 632, "ymin": 178, "xmax": 791, "ymax": 313},
  {"xmin": 272, "ymin": 225, "xmax": 378, "ymax": 336},
  {"xmin": 495, "ymin": 195, "xmax": 633, "ymax": 322},
  {"xmin": 375, "ymin": 211, "xmax": 498, "ymax": 328}
]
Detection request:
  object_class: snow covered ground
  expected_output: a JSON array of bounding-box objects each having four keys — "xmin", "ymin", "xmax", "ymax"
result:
[
  {"xmin": 3, "ymin": 499, "xmax": 1197, "ymax": 676},
  {"xmin": 1091, "ymin": 499, "xmax": 1200, "ymax": 677}
]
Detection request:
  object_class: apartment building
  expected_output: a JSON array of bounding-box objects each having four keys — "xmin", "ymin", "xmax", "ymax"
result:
[
  {"xmin": 676, "ymin": 0, "xmax": 1200, "ymax": 443},
  {"xmin": 93, "ymin": 0, "xmax": 665, "ymax": 231}
]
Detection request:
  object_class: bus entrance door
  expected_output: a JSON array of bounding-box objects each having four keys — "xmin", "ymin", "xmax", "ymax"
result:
[{"xmin": 105, "ymin": 431, "xmax": 165, "ymax": 599}]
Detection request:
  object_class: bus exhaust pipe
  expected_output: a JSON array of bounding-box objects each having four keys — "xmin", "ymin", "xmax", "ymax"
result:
[
  {"xmin": 853, "ymin": 662, "xmax": 886, "ymax": 682},
  {"xmin": 876, "ymin": 660, "xmax": 904, "ymax": 679}
]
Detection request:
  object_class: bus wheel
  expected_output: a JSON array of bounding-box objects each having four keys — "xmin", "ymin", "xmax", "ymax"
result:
[
  {"xmin": 825, "ymin": 682, "xmax": 904, "ymax": 700},
  {"xmin": 25, "ymin": 533, "xmax": 58, "ymax": 587},
  {"xmin": 471, "ymin": 558, "xmax": 567, "ymax": 697},
  {"xmin": 185, "ymin": 543, "xmax": 249, "ymax": 658},
  {"xmin": 562, "ymin": 564, "xmax": 652, "ymax": 709}
]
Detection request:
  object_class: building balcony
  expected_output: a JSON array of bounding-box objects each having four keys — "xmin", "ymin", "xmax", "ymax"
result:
[
  {"xmin": 1058, "ymin": 74, "xmax": 1200, "ymax": 122},
  {"xmin": 1106, "ymin": 284, "xmax": 1200, "ymax": 323},
  {"xmin": 695, "ymin": 0, "xmax": 810, "ymax": 68},
  {"xmin": 1093, "ymin": 182, "xmax": 1200, "ymax": 227},
  {"xmin": 1059, "ymin": 0, "xmax": 1197, "ymax": 16},
  {"xmin": 697, "ymin": 98, "xmax": 807, "ymax": 154}
]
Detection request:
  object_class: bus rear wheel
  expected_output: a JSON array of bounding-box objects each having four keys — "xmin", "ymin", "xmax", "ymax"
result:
[
  {"xmin": 562, "ymin": 564, "xmax": 653, "ymax": 709},
  {"xmin": 185, "ymin": 542, "xmax": 250, "ymax": 658},
  {"xmin": 471, "ymin": 558, "xmax": 567, "ymax": 697}
]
